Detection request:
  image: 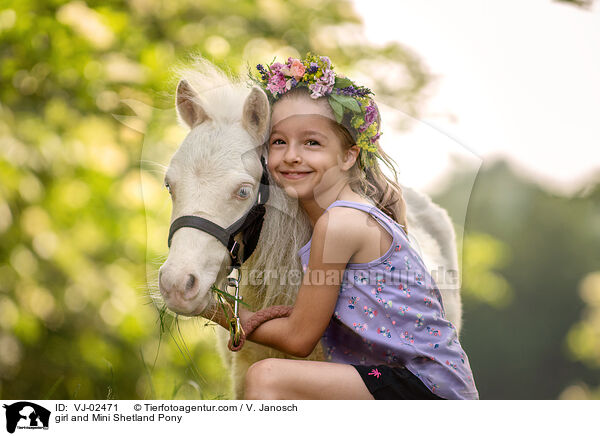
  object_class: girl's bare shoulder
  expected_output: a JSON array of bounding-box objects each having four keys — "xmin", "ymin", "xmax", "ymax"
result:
[
  {"xmin": 312, "ymin": 208, "xmax": 365, "ymax": 264},
  {"xmin": 324, "ymin": 205, "xmax": 374, "ymax": 231},
  {"xmin": 323, "ymin": 203, "xmax": 394, "ymax": 264},
  {"xmin": 316, "ymin": 202, "xmax": 379, "ymax": 249}
]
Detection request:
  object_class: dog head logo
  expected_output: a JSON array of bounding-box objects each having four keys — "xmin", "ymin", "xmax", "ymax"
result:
[{"xmin": 2, "ymin": 402, "xmax": 50, "ymax": 434}]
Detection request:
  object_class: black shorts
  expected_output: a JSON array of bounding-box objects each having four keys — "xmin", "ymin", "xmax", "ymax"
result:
[{"xmin": 352, "ymin": 364, "xmax": 445, "ymax": 400}]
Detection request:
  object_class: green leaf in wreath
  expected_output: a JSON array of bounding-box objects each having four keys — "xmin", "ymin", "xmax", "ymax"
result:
[
  {"xmin": 330, "ymin": 93, "xmax": 361, "ymax": 113},
  {"xmin": 329, "ymin": 98, "xmax": 344, "ymax": 123},
  {"xmin": 334, "ymin": 77, "xmax": 354, "ymax": 88}
]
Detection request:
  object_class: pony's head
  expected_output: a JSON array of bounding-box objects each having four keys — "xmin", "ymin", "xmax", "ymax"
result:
[{"xmin": 158, "ymin": 61, "xmax": 270, "ymax": 316}]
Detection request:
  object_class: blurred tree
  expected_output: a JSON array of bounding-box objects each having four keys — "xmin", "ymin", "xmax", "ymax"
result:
[
  {"xmin": 555, "ymin": 0, "xmax": 595, "ymax": 8},
  {"xmin": 0, "ymin": 0, "xmax": 431, "ymax": 399},
  {"xmin": 562, "ymin": 185, "xmax": 600, "ymax": 398},
  {"xmin": 434, "ymin": 160, "xmax": 600, "ymax": 399}
]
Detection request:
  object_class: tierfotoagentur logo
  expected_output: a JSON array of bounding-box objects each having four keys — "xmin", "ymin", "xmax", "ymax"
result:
[{"xmin": 2, "ymin": 402, "xmax": 50, "ymax": 434}]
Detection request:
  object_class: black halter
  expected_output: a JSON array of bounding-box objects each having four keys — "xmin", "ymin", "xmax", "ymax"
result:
[{"xmin": 167, "ymin": 156, "xmax": 270, "ymax": 269}]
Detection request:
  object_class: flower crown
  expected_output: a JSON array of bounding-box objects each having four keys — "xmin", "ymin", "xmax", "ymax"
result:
[{"xmin": 250, "ymin": 52, "xmax": 382, "ymax": 169}]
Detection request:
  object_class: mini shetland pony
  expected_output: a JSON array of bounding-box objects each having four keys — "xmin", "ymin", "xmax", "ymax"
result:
[{"xmin": 158, "ymin": 59, "xmax": 462, "ymax": 399}]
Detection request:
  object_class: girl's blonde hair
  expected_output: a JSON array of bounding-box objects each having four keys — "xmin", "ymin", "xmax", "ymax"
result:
[{"xmin": 274, "ymin": 87, "xmax": 409, "ymax": 233}]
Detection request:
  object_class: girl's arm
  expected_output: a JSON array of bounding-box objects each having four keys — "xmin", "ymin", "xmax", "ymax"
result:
[{"xmin": 239, "ymin": 208, "xmax": 363, "ymax": 357}]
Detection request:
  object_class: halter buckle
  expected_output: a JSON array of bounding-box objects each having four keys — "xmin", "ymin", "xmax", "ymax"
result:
[{"xmin": 226, "ymin": 267, "xmax": 243, "ymax": 348}]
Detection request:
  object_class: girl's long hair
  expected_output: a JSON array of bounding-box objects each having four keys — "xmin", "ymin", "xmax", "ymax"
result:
[
  {"xmin": 276, "ymin": 87, "xmax": 409, "ymax": 233},
  {"xmin": 332, "ymin": 119, "xmax": 409, "ymax": 234}
]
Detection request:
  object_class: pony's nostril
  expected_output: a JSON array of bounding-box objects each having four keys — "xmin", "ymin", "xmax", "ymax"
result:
[{"xmin": 185, "ymin": 274, "xmax": 196, "ymax": 291}]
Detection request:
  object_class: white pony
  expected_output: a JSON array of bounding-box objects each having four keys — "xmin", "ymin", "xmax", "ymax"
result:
[{"xmin": 158, "ymin": 59, "xmax": 462, "ymax": 399}]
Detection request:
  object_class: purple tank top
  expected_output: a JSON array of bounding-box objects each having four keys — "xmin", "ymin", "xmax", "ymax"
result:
[{"xmin": 297, "ymin": 200, "xmax": 479, "ymax": 400}]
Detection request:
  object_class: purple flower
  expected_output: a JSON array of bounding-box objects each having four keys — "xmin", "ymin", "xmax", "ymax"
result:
[
  {"xmin": 340, "ymin": 86, "xmax": 371, "ymax": 98},
  {"xmin": 270, "ymin": 62, "xmax": 283, "ymax": 73},
  {"xmin": 308, "ymin": 82, "xmax": 328, "ymax": 98},
  {"xmin": 256, "ymin": 64, "xmax": 268, "ymax": 80},
  {"xmin": 370, "ymin": 132, "xmax": 381, "ymax": 143},
  {"xmin": 319, "ymin": 69, "xmax": 335, "ymax": 87},
  {"xmin": 365, "ymin": 104, "xmax": 378, "ymax": 125},
  {"xmin": 309, "ymin": 62, "xmax": 319, "ymax": 74},
  {"xmin": 310, "ymin": 69, "xmax": 335, "ymax": 96},
  {"xmin": 320, "ymin": 56, "xmax": 331, "ymax": 69},
  {"xmin": 337, "ymin": 86, "xmax": 357, "ymax": 96},
  {"xmin": 285, "ymin": 77, "xmax": 298, "ymax": 90}
]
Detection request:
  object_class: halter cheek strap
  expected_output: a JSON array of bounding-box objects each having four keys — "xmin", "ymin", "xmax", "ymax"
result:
[{"xmin": 167, "ymin": 155, "xmax": 270, "ymax": 269}]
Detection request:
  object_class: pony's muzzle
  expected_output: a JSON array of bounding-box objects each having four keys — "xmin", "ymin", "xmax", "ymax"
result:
[{"xmin": 158, "ymin": 267, "xmax": 201, "ymax": 305}]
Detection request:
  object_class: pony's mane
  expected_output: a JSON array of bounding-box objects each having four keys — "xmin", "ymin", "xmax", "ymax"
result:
[
  {"xmin": 241, "ymin": 173, "xmax": 312, "ymax": 309},
  {"xmin": 174, "ymin": 57, "xmax": 250, "ymax": 125}
]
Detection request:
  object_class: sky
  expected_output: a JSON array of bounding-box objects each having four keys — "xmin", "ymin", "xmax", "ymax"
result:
[{"xmin": 352, "ymin": 0, "xmax": 600, "ymax": 195}]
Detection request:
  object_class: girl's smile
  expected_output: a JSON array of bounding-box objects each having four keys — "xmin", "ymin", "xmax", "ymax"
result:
[{"xmin": 279, "ymin": 170, "xmax": 314, "ymax": 180}]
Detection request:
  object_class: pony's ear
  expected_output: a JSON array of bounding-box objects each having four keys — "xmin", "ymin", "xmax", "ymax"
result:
[
  {"xmin": 176, "ymin": 79, "xmax": 210, "ymax": 128},
  {"xmin": 242, "ymin": 86, "xmax": 270, "ymax": 143}
]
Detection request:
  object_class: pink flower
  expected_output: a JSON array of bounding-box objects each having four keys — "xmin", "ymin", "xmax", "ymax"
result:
[
  {"xmin": 266, "ymin": 72, "xmax": 286, "ymax": 96},
  {"xmin": 281, "ymin": 58, "xmax": 306, "ymax": 81}
]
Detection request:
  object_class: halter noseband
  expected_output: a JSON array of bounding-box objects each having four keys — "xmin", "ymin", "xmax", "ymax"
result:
[{"xmin": 167, "ymin": 156, "xmax": 270, "ymax": 269}]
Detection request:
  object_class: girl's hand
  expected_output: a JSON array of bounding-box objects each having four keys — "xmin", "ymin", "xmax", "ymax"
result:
[
  {"xmin": 197, "ymin": 295, "xmax": 256, "ymax": 333},
  {"xmin": 196, "ymin": 297, "xmax": 230, "ymax": 329},
  {"xmin": 238, "ymin": 306, "xmax": 255, "ymax": 329}
]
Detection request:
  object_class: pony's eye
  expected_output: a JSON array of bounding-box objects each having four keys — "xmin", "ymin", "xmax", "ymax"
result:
[
  {"xmin": 236, "ymin": 185, "xmax": 252, "ymax": 199},
  {"xmin": 164, "ymin": 182, "xmax": 172, "ymax": 195}
]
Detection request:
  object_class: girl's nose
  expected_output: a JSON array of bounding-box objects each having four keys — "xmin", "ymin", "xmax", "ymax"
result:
[{"xmin": 283, "ymin": 144, "xmax": 302, "ymax": 164}]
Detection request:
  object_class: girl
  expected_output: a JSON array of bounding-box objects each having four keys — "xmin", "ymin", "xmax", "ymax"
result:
[{"xmin": 211, "ymin": 53, "xmax": 478, "ymax": 400}]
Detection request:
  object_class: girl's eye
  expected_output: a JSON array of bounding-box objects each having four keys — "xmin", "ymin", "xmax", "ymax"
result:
[
  {"xmin": 236, "ymin": 185, "xmax": 252, "ymax": 200},
  {"xmin": 306, "ymin": 139, "xmax": 320, "ymax": 146},
  {"xmin": 271, "ymin": 138, "xmax": 285, "ymax": 146}
]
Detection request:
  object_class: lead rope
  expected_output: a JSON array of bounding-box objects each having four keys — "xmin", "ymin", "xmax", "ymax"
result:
[{"xmin": 223, "ymin": 267, "xmax": 293, "ymax": 352}]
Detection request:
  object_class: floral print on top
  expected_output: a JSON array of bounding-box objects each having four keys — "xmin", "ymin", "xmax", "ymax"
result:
[{"xmin": 298, "ymin": 200, "xmax": 479, "ymax": 400}]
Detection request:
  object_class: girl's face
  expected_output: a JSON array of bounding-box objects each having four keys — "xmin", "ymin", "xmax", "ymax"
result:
[{"xmin": 268, "ymin": 96, "xmax": 358, "ymax": 201}]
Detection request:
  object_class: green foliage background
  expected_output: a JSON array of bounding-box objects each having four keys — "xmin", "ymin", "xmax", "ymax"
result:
[{"xmin": 1, "ymin": 0, "xmax": 598, "ymax": 399}]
